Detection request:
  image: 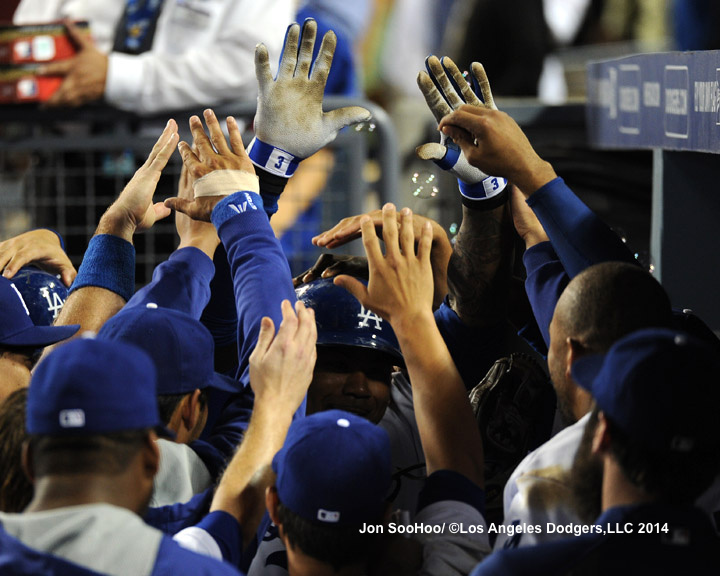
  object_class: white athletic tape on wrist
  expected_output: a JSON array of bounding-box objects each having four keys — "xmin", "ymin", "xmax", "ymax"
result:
[
  {"xmin": 246, "ymin": 137, "xmax": 301, "ymax": 178},
  {"xmin": 193, "ymin": 170, "xmax": 259, "ymax": 197}
]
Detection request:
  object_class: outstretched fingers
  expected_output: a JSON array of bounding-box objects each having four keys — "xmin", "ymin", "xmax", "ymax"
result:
[{"xmin": 295, "ymin": 18, "xmax": 317, "ymax": 78}]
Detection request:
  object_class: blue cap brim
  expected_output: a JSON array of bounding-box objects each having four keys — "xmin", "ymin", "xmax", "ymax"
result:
[
  {"xmin": 211, "ymin": 372, "xmax": 241, "ymax": 394},
  {"xmin": 570, "ymin": 353, "xmax": 606, "ymax": 394},
  {"xmin": 0, "ymin": 324, "xmax": 80, "ymax": 347}
]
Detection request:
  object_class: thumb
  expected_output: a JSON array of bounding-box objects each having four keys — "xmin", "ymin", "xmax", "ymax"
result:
[
  {"xmin": 253, "ymin": 316, "xmax": 276, "ymax": 359},
  {"xmin": 60, "ymin": 266, "xmax": 77, "ymax": 287},
  {"xmin": 324, "ymin": 106, "xmax": 372, "ymax": 134},
  {"xmin": 164, "ymin": 197, "xmax": 195, "ymax": 216},
  {"xmin": 415, "ymin": 142, "xmax": 447, "ymax": 162},
  {"xmin": 64, "ymin": 20, "xmax": 94, "ymax": 49},
  {"xmin": 333, "ymin": 275, "xmax": 368, "ymax": 305},
  {"xmin": 152, "ymin": 202, "xmax": 172, "ymax": 222}
]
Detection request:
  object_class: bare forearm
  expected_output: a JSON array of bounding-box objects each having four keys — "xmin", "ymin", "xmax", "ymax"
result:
[
  {"xmin": 393, "ymin": 313, "xmax": 483, "ymax": 486},
  {"xmin": 429, "ymin": 223, "xmax": 452, "ymax": 309},
  {"xmin": 211, "ymin": 402, "xmax": 293, "ymax": 546},
  {"xmin": 447, "ymin": 204, "xmax": 514, "ymax": 326}
]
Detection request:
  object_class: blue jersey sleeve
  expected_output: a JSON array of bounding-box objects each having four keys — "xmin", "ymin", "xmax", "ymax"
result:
[
  {"xmin": 434, "ymin": 300, "xmax": 508, "ymax": 390},
  {"xmin": 144, "ymin": 488, "xmax": 214, "ymax": 535},
  {"xmin": 126, "ymin": 247, "xmax": 215, "ymax": 318},
  {"xmin": 211, "ymin": 192, "xmax": 298, "ymax": 390},
  {"xmin": 523, "ymin": 242, "xmax": 570, "ymax": 351},
  {"xmin": 527, "ymin": 178, "xmax": 637, "ymax": 279},
  {"xmin": 417, "ymin": 469, "xmax": 485, "ymax": 516}
]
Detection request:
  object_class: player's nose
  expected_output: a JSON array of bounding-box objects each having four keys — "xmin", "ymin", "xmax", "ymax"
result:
[{"xmin": 341, "ymin": 371, "xmax": 371, "ymax": 397}]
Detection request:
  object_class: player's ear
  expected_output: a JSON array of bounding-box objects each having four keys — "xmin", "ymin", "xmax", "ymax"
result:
[
  {"xmin": 591, "ymin": 411, "xmax": 611, "ymax": 455},
  {"xmin": 142, "ymin": 430, "xmax": 161, "ymax": 478},
  {"xmin": 182, "ymin": 389, "xmax": 203, "ymax": 431},
  {"xmin": 266, "ymin": 485, "xmax": 280, "ymax": 525},
  {"xmin": 566, "ymin": 337, "xmax": 586, "ymax": 378}
]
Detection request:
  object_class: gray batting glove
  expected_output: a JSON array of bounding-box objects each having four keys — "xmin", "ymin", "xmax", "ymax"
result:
[
  {"xmin": 247, "ymin": 19, "xmax": 371, "ymax": 178},
  {"xmin": 416, "ymin": 56, "xmax": 507, "ymax": 204}
]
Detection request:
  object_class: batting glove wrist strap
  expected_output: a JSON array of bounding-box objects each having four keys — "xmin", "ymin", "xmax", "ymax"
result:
[
  {"xmin": 70, "ymin": 234, "xmax": 135, "ymax": 301},
  {"xmin": 459, "ymin": 176, "xmax": 508, "ymax": 210},
  {"xmin": 246, "ymin": 137, "xmax": 301, "ymax": 178}
]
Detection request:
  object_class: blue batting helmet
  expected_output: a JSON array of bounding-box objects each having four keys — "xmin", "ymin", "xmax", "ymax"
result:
[
  {"xmin": 295, "ymin": 278, "xmax": 402, "ymax": 362},
  {"xmin": 12, "ymin": 267, "xmax": 69, "ymax": 327}
]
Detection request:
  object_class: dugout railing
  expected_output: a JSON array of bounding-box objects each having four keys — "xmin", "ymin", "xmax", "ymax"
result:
[{"xmin": 0, "ymin": 97, "xmax": 399, "ymax": 285}]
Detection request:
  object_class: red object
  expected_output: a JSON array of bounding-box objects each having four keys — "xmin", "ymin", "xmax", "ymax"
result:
[{"xmin": 0, "ymin": 21, "xmax": 89, "ymax": 102}]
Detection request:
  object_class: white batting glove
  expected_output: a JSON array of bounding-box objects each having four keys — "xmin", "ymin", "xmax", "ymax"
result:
[
  {"xmin": 247, "ymin": 19, "xmax": 371, "ymax": 178},
  {"xmin": 416, "ymin": 56, "xmax": 507, "ymax": 205}
]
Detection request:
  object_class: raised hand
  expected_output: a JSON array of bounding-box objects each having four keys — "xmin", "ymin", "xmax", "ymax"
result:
[
  {"xmin": 247, "ymin": 19, "xmax": 371, "ymax": 176},
  {"xmin": 416, "ymin": 56, "xmax": 507, "ymax": 202},
  {"xmin": 438, "ymin": 105, "xmax": 557, "ymax": 195},
  {"xmin": 164, "ymin": 109, "xmax": 257, "ymax": 221},
  {"xmin": 97, "ymin": 119, "xmax": 178, "ymax": 241},
  {"xmin": 249, "ymin": 299, "xmax": 317, "ymax": 411},
  {"xmin": 334, "ymin": 204, "xmax": 434, "ymax": 330}
]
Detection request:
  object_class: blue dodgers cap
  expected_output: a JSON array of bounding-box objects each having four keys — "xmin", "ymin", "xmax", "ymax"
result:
[
  {"xmin": 571, "ymin": 328, "xmax": 720, "ymax": 455},
  {"xmin": 97, "ymin": 304, "xmax": 238, "ymax": 396},
  {"xmin": 296, "ymin": 278, "xmax": 403, "ymax": 363},
  {"xmin": 12, "ymin": 267, "xmax": 69, "ymax": 327},
  {"xmin": 0, "ymin": 276, "xmax": 79, "ymax": 347},
  {"xmin": 273, "ymin": 410, "xmax": 392, "ymax": 525},
  {"xmin": 27, "ymin": 337, "xmax": 162, "ymax": 436}
]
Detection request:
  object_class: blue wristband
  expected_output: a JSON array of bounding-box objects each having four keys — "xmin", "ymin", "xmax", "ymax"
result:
[
  {"xmin": 246, "ymin": 137, "xmax": 302, "ymax": 178},
  {"xmin": 70, "ymin": 234, "xmax": 135, "ymax": 301},
  {"xmin": 211, "ymin": 191, "xmax": 266, "ymax": 230}
]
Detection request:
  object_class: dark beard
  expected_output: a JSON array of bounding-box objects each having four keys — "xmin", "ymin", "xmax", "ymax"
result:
[{"xmin": 569, "ymin": 414, "xmax": 603, "ymax": 524}]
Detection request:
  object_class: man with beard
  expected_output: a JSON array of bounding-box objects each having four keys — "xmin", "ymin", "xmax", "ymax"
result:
[
  {"xmin": 472, "ymin": 328, "xmax": 720, "ymax": 574},
  {"xmin": 493, "ymin": 260, "xmax": 673, "ymax": 548}
]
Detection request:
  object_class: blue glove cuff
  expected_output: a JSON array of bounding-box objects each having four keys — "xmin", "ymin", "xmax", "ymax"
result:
[
  {"xmin": 434, "ymin": 144, "xmax": 461, "ymax": 171},
  {"xmin": 458, "ymin": 176, "xmax": 509, "ymax": 210},
  {"xmin": 70, "ymin": 234, "xmax": 135, "ymax": 301},
  {"xmin": 247, "ymin": 137, "xmax": 302, "ymax": 178}
]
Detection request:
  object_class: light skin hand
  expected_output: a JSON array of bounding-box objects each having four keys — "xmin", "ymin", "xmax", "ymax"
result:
[
  {"xmin": 175, "ymin": 162, "xmax": 220, "ymax": 258},
  {"xmin": 0, "ymin": 229, "xmax": 77, "ymax": 286},
  {"xmin": 249, "ymin": 299, "xmax": 317, "ymax": 413},
  {"xmin": 164, "ymin": 109, "xmax": 256, "ymax": 221},
  {"xmin": 96, "ymin": 119, "xmax": 178, "ymax": 242},
  {"xmin": 334, "ymin": 204, "xmax": 435, "ymax": 334},
  {"xmin": 211, "ymin": 299, "xmax": 316, "ymax": 546},
  {"xmin": 509, "ymin": 185, "xmax": 549, "ymax": 249},
  {"xmin": 39, "ymin": 20, "xmax": 108, "ymax": 107},
  {"xmin": 313, "ymin": 209, "xmax": 451, "ymax": 309},
  {"xmin": 437, "ymin": 105, "xmax": 557, "ymax": 194}
]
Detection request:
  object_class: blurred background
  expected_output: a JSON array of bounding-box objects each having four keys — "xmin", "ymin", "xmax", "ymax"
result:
[{"xmin": 0, "ymin": 0, "xmax": 713, "ymax": 285}]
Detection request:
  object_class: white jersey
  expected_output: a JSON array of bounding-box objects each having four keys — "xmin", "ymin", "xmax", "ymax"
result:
[
  {"xmin": 496, "ymin": 411, "xmax": 720, "ymax": 550},
  {"xmin": 14, "ymin": 0, "xmax": 292, "ymax": 113},
  {"xmin": 152, "ymin": 439, "xmax": 212, "ymax": 508},
  {"xmin": 494, "ymin": 413, "xmax": 589, "ymax": 549}
]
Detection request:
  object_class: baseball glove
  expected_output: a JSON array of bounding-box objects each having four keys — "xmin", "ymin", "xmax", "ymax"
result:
[{"xmin": 468, "ymin": 352, "xmax": 555, "ymax": 524}]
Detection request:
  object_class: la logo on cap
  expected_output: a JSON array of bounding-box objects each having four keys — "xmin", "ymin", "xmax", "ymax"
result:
[
  {"xmin": 317, "ymin": 509, "xmax": 340, "ymax": 523},
  {"xmin": 59, "ymin": 409, "xmax": 86, "ymax": 428}
]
